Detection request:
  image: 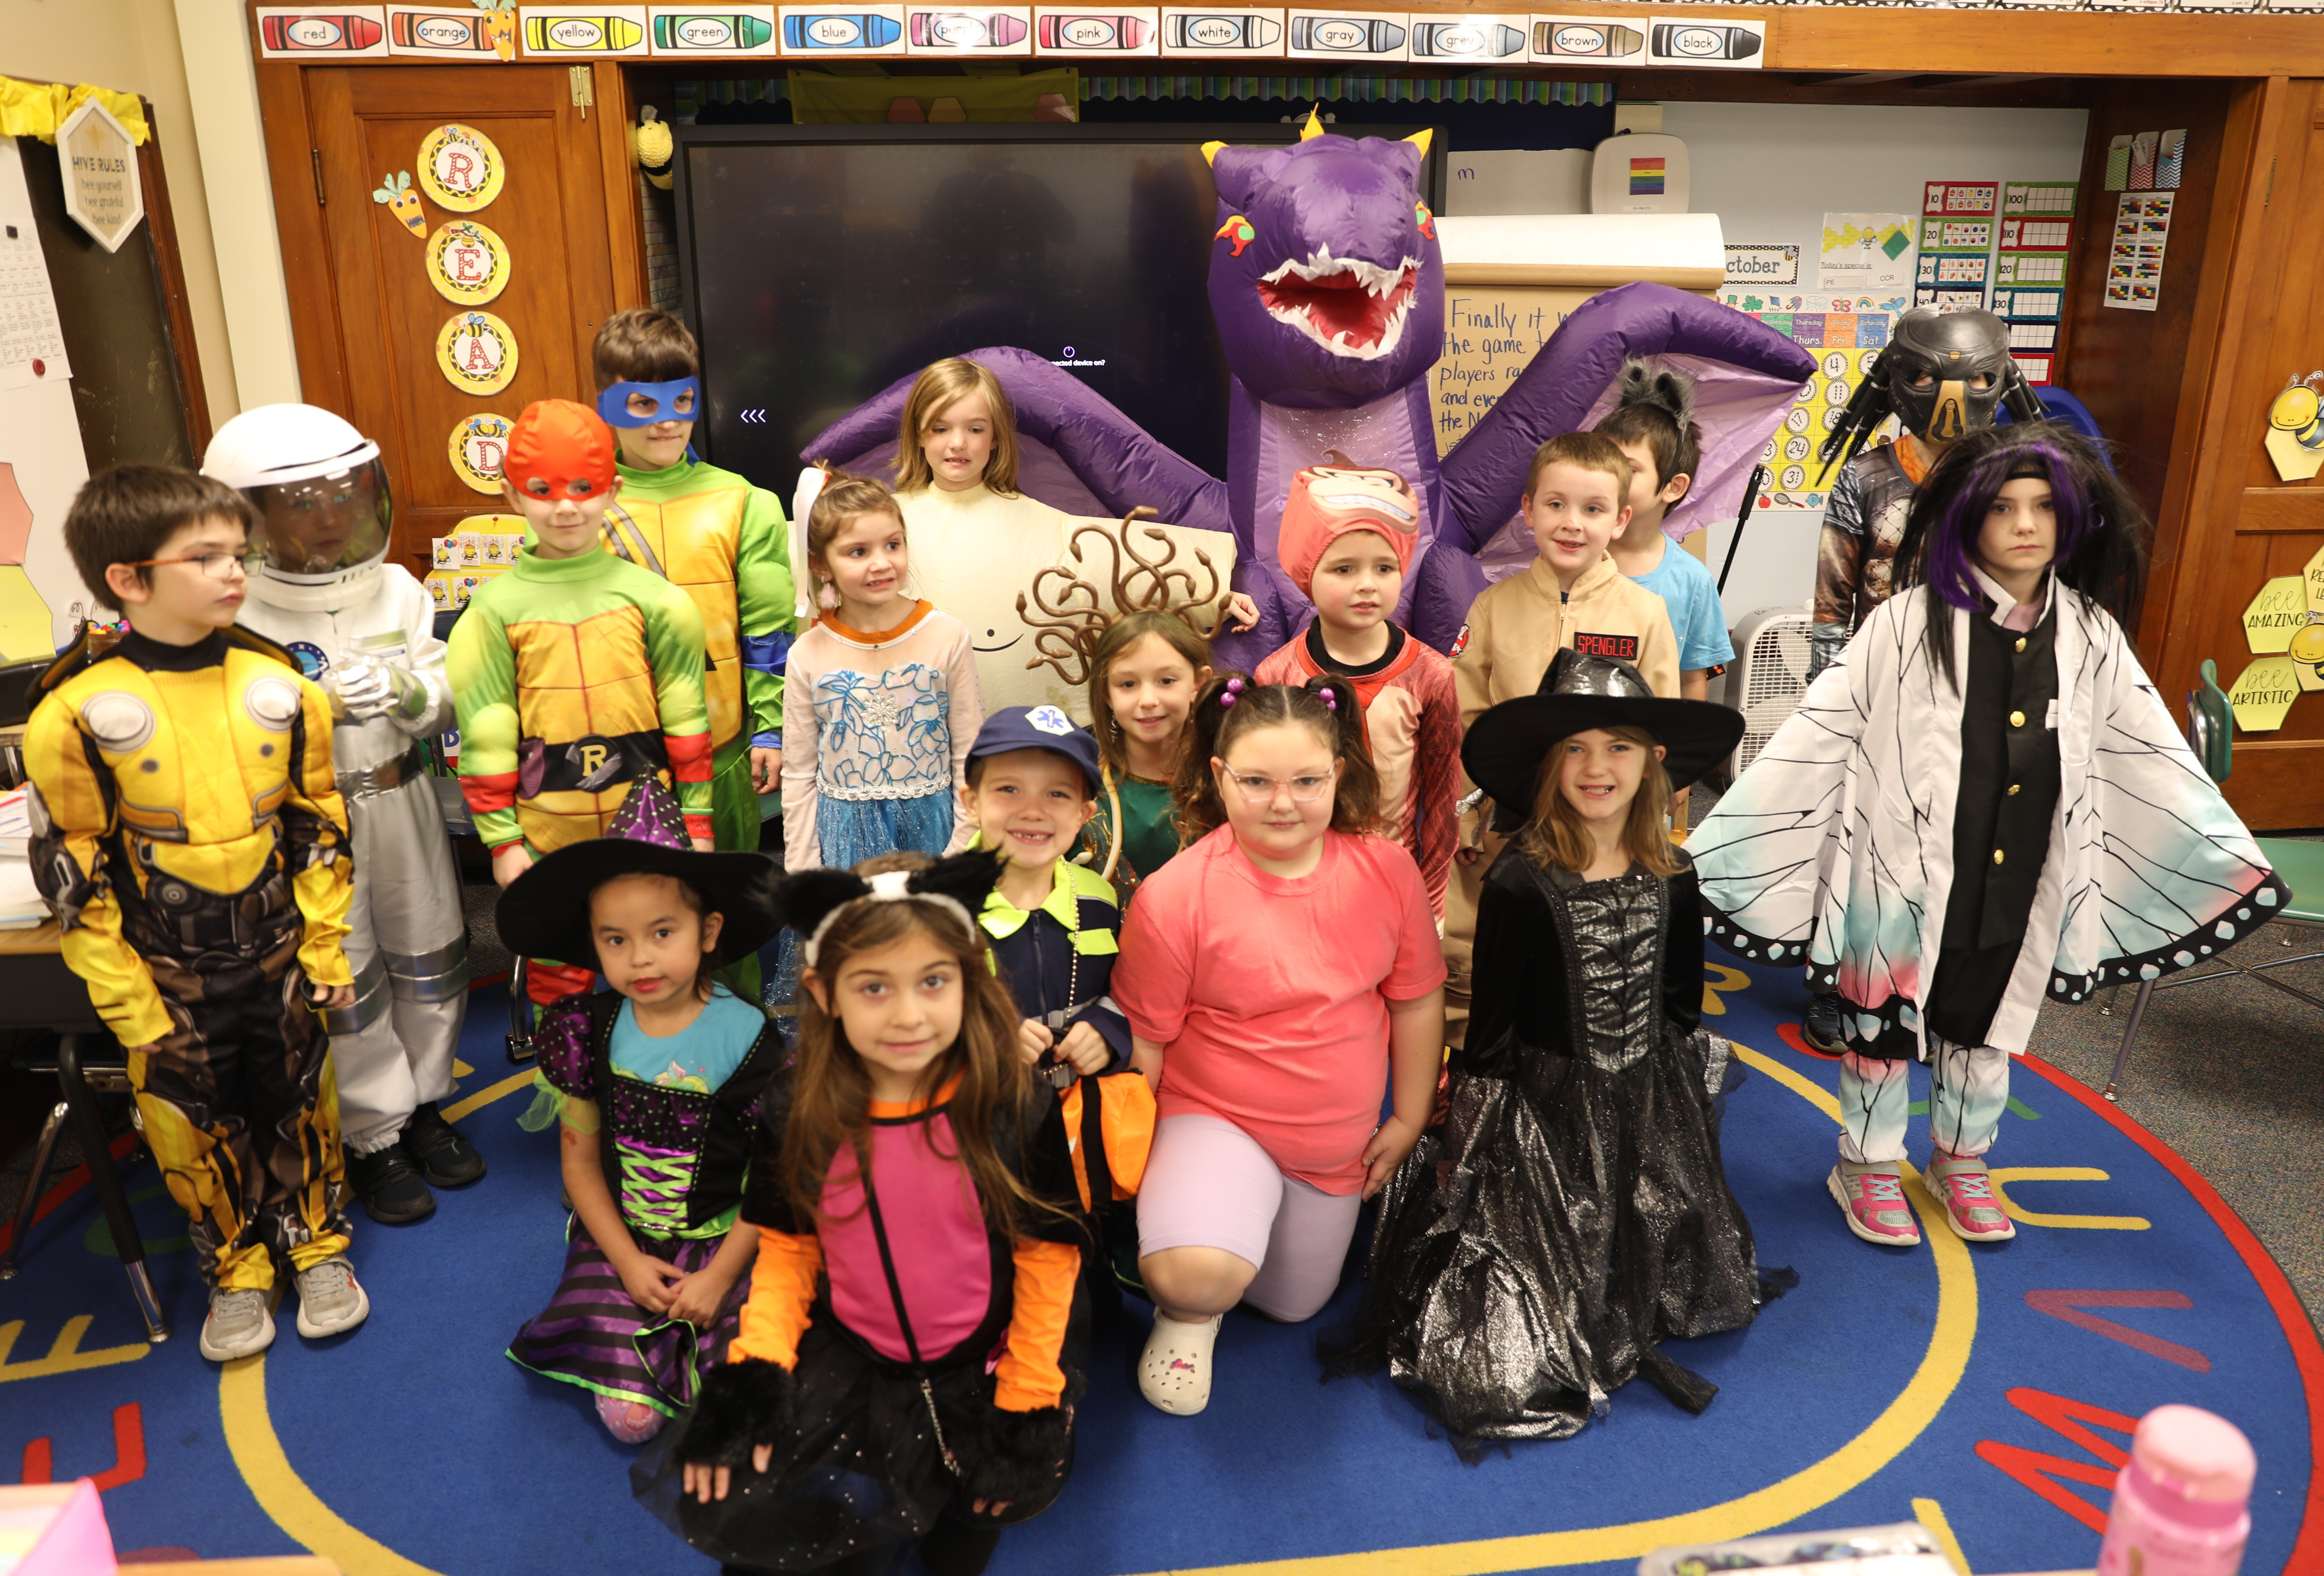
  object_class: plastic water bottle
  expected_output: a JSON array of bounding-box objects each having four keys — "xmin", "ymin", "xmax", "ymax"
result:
[{"xmin": 2096, "ymin": 1404, "xmax": 2254, "ymax": 1576}]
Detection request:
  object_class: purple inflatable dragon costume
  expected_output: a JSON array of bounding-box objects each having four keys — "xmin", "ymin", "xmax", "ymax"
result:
[{"xmin": 805, "ymin": 122, "xmax": 1817, "ymax": 666}]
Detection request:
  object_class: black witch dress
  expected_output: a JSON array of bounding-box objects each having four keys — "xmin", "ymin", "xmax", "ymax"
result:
[
  {"xmin": 1325, "ymin": 844, "xmax": 1781, "ymax": 1454},
  {"xmin": 632, "ymin": 1070, "xmax": 1091, "ymax": 1572}
]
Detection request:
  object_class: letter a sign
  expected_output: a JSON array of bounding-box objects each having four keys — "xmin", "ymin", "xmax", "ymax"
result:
[{"xmin": 57, "ymin": 100, "xmax": 145, "ymax": 254}]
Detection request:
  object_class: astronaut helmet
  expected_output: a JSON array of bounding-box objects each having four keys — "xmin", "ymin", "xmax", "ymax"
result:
[
  {"xmin": 202, "ymin": 404, "xmax": 393, "ymax": 586},
  {"xmin": 1883, "ymin": 308, "xmax": 2017, "ymax": 444}
]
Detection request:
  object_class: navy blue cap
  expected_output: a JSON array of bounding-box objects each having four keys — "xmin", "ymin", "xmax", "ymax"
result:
[{"xmin": 967, "ymin": 705, "xmax": 1103, "ymax": 796}]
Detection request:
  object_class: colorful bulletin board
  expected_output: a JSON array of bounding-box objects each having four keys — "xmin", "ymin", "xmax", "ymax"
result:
[
  {"xmin": 1716, "ymin": 290, "xmax": 1900, "ymax": 510},
  {"xmin": 2227, "ymin": 544, "xmax": 2324, "ymax": 733},
  {"xmin": 1914, "ymin": 179, "xmax": 1996, "ymax": 314}
]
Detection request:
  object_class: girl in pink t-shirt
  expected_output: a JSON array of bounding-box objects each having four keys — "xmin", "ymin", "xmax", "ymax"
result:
[{"xmin": 1113, "ymin": 673, "xmax": 1446, "ymax": 1417}]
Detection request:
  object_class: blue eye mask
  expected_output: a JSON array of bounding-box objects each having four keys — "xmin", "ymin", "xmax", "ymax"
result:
[{"xmin": 597, "ymin": 376, "xmax": 701, "ymax": 428}]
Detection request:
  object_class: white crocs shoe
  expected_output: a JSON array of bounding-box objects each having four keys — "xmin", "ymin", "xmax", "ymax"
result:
[{"xmin": 1138, "ymin": 1312, "xmax": 1221, "ymax": 1416}]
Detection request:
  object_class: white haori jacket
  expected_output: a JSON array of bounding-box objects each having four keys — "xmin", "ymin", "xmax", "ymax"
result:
[{"xmin": 1687, "ymin": 577, "xmax": 2285, "ymax": 1059}]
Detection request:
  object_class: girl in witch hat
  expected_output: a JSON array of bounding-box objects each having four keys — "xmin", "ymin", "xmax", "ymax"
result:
[
  {"xmin": 1325, "ymin": 650, "xmax": 1789, "ymax": 1454},
  {"xmin": 642, "ymin": 847, "xmax": 1088, "ymax": 1576},
  {"xmin": 500, "ymin": 777, "xmax": 785, "ymax": 1446}
]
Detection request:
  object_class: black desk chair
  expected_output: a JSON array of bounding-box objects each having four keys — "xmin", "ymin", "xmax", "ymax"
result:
[{"xmin": 1, "ymin": 1029, "xmax": 169, "ymax": 1341}]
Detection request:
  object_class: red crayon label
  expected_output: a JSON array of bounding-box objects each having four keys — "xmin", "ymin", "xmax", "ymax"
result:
[{"xmin": 263, "ymin": 12, "xmax": 386, "ymax": 49}]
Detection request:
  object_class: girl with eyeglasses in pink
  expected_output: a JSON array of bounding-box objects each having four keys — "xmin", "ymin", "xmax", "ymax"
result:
[{"xmin": 1111, "ymin": 673, "xmax": 1445, "ymax": 1418}]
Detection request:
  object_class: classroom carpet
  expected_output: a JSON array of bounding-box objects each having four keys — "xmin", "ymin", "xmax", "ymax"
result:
[{"xmin": 2, "ymin": 957, "xmax": 2317, "ymax": 1576}]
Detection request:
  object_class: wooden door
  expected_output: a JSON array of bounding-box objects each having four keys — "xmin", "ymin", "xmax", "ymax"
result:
[
  {"xmin": 256, "ymin": 58, "xmax": 642, "ymax": 574},
  {"xmin": 2134, "ymin": 79, "xmax": 2324, "ymax": 830}
]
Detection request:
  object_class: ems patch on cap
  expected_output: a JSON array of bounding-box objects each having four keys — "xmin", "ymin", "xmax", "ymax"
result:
[
  {"xmin": 1029, "ymin": 705, "xmax": 1074, "ymax": 736},
  {"xmin": 1575, "ymin": 632, "xmax": 1640, "ymax": 662},
  {"xmin": 1449, "ymin": 624, "xmax": 1471, "ymax": 659}
]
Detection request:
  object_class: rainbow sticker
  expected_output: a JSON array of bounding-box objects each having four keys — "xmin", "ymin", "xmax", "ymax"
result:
[{"xmin": 1628, "ymin": 157, "xmax": 1665, "ymax": 197}]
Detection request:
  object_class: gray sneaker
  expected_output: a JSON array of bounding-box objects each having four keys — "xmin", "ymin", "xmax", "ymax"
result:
[
  {"xmin": 292, "ymin": 1256, "xmax": 372, "ymax": 1338},
  {"xmin": 199, "ymin": 1286, "xmax": 276, "ymax": 1362}
]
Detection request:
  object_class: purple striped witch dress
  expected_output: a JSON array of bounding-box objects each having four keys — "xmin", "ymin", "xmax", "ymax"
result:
[{"xmin": 507, "ymin": 987, "xmax": 782, "ymax": 1417}]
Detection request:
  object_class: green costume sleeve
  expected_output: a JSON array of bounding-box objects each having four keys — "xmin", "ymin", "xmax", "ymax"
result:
[
  {"xmin": 738, "ymin": 485, "xmax": 796, "ymax": 748},
  {"xmin": 646, "ymin": 581, "xmax": 717, "ymax": 833},
  {"xmin": 447, "ymin": 595, "xmax": 523, "ymax": 850}
]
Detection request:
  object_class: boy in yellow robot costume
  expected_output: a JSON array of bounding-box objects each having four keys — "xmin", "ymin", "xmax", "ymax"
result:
[
  {"xmin": 450, "ymin": 398, "xmax": 715, "ymax": 1008},
  {"xmin": 26, "ymin": 466, "xmax": 365, "ymax": 1364}
]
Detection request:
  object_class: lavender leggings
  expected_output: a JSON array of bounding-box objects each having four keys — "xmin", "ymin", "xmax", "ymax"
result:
[{"xmin": 1137, "ymin": 1113, "xmax": 1363, "ymax": 1323}]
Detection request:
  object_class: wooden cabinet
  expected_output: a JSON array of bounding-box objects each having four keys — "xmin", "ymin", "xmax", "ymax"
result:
[
  {"xmin": 256, "ymin": 60, "xmax": 642, "ymax": 573},
  {"xmin": 2075, "ymin": 78, "xmax": 2324, "ymax": 830}
]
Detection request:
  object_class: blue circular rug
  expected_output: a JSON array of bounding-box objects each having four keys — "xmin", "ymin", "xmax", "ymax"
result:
[{"xmin": 3, "ymin": 959, "xmax": 2316, "ymax": 1574}]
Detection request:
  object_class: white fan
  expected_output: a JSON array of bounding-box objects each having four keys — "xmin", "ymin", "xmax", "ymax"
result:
[{"xmin": 1719, "ymin": 606, "xmax": 1816, "ymax": 784}]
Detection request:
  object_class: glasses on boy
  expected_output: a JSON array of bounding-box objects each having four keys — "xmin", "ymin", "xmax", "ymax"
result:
[{"xmin": 126, "ymin": 549, "xmax": 263, "ymax": 580}]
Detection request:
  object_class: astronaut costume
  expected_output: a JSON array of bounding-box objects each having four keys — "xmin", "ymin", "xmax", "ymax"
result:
[{"xmin": 207, "ymin": 406, "xmax": 481, "ymax": 1224}]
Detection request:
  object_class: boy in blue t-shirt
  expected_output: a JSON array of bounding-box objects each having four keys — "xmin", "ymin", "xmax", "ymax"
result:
[{"xmin": 1597, "ymin": 362, "xmax": 1736, "ymax": 828}]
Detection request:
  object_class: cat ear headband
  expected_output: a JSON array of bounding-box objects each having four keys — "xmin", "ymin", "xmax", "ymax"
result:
[{"xmin": 779, "ymin": 848, "xmax": 1006, "ymax": 969}]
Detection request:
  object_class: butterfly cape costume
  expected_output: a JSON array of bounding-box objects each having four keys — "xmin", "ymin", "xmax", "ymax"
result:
[{"xmin": 1686, "ymin": 584, "xmax": 2287, "ymax": 1060}]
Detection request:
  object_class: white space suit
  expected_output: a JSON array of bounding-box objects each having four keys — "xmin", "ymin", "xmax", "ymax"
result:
[{"xmin": 239, "ymin": 559, "xmax": 468, "ymax": 1155}]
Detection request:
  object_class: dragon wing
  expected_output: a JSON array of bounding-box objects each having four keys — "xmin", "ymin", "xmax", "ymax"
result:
[
  {"xmin": 803, "ymin": 346, "xmax": 1299, "ymax": 668},
  {"xmin": 1436, "ymin": 282, "xmax": 1818, "ymax": 568},
  {"xmin": 802, "ymin": 345, "xmax": 1233, "ymax": 535}
]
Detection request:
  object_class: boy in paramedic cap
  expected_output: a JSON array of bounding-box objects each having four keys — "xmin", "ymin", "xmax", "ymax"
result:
[
  {"xmin": 447, "ymin": 399, "xmax": 715, "ymax": 1008},
  {"xmin": 1253, "ymin": 458, "xmax": 1459, "ymax": 917}
]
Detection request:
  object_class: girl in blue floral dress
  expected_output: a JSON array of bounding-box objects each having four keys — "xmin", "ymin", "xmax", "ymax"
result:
[
  {"xmin": 780, "ymin": 467, "xmax": 984, "ymax": 872},
  {"xmin": 770, "ymin": 468, "xmax": 984, "ymax": 1010}
]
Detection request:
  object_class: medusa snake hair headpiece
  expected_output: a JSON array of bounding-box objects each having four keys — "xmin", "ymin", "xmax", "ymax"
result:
[{"xmin": 1015, "ymin": 506, "xmax": 1229, "ymax": 688}]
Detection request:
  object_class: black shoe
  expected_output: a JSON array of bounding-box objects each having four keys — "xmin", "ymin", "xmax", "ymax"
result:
[
  {"xmin": 403, "ymin": 1102, "xmax": 487, "ymax": 1188},
  {"xmin": 1803, "ymin": 992, "xmax": 1848, "ymax": 1054},
  {"xmin": 345, "ymin": 1142, "xmax": 435, "ymax": 1225}
]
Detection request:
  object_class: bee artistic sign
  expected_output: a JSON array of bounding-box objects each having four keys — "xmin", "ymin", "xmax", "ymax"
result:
[{"xmin": 56, "ymin": 99, "xmax": 144, "ymax": 254}]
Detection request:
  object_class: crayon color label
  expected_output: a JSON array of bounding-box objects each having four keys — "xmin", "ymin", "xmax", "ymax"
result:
[
  {"xmin": 1551, "ymin": 23, "xmax": 1605, "ymax": 51},
  {"xmin": 1305, "ymin": 17, "xmax": 1367, "ymax": 47},
  {"xmin": 411, "ymin": 13, "xmax": 480, "ymax": 42},
  {"xmin": 549, "ymin": 16, "xmax": 605, "ymax": 42},
  {"xmin": 1181, "ymin": 13, "xmax": 1245, "ymax": 44},
  {"xmin": 932, "ymin": 12, "xmax": 988, "ymax": 41},
  {"xmin": 806, "ymin": 14, "xmax": 862, "ymax": 40},
  {"xmin": 286, "ymin": 16, "xmax": 349, "ymax": 43},
  {"xmin": 674, "ymin": 16, "xmax": 734, "ymax": 40},
  {"xmin": 1057, "ymin": 15, "xmax": 1118, "ymax": 42}
]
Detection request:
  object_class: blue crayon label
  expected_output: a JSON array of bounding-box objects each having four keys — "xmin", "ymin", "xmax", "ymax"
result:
[{"xmin": 784, "ymin": 10, "xmax": 903, "ymax": 45}]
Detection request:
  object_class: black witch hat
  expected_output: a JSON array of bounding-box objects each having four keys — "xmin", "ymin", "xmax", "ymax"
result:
[
  {"xmin": 495, "ymin": 776, "xmax": 779, "ymax": 968},
  {"xmin": 1463, "ymin": 649, "xmax": 1745, "ymax": 819}
]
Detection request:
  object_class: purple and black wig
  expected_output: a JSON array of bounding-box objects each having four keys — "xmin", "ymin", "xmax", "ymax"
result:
[{"xmin": 1893, "ymin": 422, "xmax": 2149, "ymax": 689}]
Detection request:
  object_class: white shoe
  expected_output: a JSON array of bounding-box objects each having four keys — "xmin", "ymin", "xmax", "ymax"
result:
[
  {"xmin": 198, "ymin": 1286, "xmax": 276, "ymax": 1362},
  {"xmin": 293, "ymin": 1256, "xmax": 371, "ymax": 1338},
  {"xmin": 1138, "ymin": 1313, "xmax": 1221, "ymax": 1416}
]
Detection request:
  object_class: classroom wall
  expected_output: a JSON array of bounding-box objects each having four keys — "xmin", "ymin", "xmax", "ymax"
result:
[
  {"xmin": 1658, "ymin": 100, "xmax": 2090, "ymax": 629},
  {"xmin": 0, "ymin": 0, "xmax": 243, "ymax": 427}
]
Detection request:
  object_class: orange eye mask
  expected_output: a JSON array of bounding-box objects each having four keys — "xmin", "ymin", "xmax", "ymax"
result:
[{"xmin": 504, "ymin": 399, "xmax": 618, "ymax": 500}]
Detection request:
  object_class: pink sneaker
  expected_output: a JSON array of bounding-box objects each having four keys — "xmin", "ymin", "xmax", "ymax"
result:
[
  {"xmin": 1925, "ymin": 1153, "xmax": 2017, "ymax": 1242},
  {"xmin": 1828, "ymin": 1161, "xmax": 1921, "ymax": 1246},
  {"xmin": 595, "ymin": 1393, "xmax": 668, "ymax": 1444}
]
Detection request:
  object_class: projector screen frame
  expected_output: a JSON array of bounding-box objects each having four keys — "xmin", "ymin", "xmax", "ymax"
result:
[{"xmin": 667, "ymin": 119, "xmax": 1449, "ymax": 475}]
